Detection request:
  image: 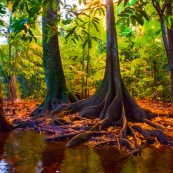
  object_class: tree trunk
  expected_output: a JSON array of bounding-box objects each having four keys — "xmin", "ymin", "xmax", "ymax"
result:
[
  {"xmin": 152, "ymin": 0, "xmax": 173, "ymax": 100},
  {"xmin": 42, "ymin": 2, "xmax": 68, "ymax": 103},
  {"xmin": 31, "ymin": 1, "xmax": 77, "ymax": 116},
  {"xmin": 7, "ymin": 74, "xmax": 18, "ymax": 102},
  {"xmin": 166, "ymin": 2, "xmax": 173, "ymax": 100},
  {"xmin": 0, "ymin": 83, "xmax": 11, "ymax": 132},
  {"xmin": 160, "ymin": 16, "xmax": 173, "ymax": 100},
  {"xmin": 153, "ymin": 60, "xmax": 157, "ymax": 87}
]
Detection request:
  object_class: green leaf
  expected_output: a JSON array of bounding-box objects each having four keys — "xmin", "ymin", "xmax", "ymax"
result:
[
  {"xmin": 124, "ymin": 0, "xmax": 129, "ymax": 7},
  {"xmin": 25, "ymin": 1, "xmax": 30, "ymax": 13},
  {"xmin": 0, "ymin": 3, "xmax": 6, "ymax": 14},
  {"xmin": 126, "ymin": 18, "xmax": 130, "ymax": 27},
  {"xmin": 12, "ymin": 0, "xmax": 21, "ymax": 13},
  {"xmin": 52, "ymin": 1, "xmax": 57, "ymax": 11},
  {"xmin": 92, "ymin": 21, "xmax": 99, "ymax": 32},
  {"xmin": 81, "ymin": 29, "xmax": 89, "ymax": 36},
  {"xmin": 33, "ymin": 37, "xmax": 37, "ymax": 42},
  {"xmin": 65, "ymin": 26, "xmax": 77, "ymax": 39},
  {"xmin": 28, "ymin": 29, "xmax": 34, "ymax": 37},
  {"xmin": 131, "ymin": 16, "xmax": 136, "ymax": 26},
  {"xmin": 98, "ymin": 7, "xmax": 105, "ymax": 15},
  {"xmin": 118, "ymin": 13, "xmax": 129, "ymax": 18},
  {"xmin": 88, "ymin": 38, "xmax": 92, "ymax": 49},
  {"xmin": 72, "ymin": 38, "xmax": 76, "ymax": 44},
  {"xmin": 0, "ymin": 19, "xmax": 5, "ymax": 26},
  {"xmin": 139, "ymin": 10, "xmax": 149, "ymax": 21},
  {"xmin": 122, "ymin": 9, "xmax": 134, "ymax": 14},
  {"xmin": 132, "ymin": 15, "xmax": 144, "ymax": 25},
  {"xmin": 93, "ymin": 17, "xmax": 100, "ymax": 23},
  {"xmin": 30, "ymin": 6, "xmax": 40, "ymax": 14},
  {"xmin": 117, "ymin": 0, "xmax": 123, "ymax": 6},
  {"xmin": 78, "ymin": 0, "xmax": 82, "ymax": 5},
  {"xmin": 83, "ymin": 38, "xmax": 88, "ymax": 48},
  {"xmin": 19, "ymin": 2, "xmax": 24, "ymax": 10},
  {"xmin": 116, "ymin": 18, "xmax": 125, "ymax": 25}
]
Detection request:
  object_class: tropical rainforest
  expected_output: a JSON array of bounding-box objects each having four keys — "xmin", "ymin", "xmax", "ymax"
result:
[{"xmin": 0, "ymin": 0, "xmax": 173, "ymax": 163}]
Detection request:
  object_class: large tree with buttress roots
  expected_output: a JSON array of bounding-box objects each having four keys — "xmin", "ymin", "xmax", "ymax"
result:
[
  {"xmin": 49, "ymin": 0, "xmax": 167, "ymax": 151},
  {"xmin": 31, "ymin": 1, "xmax": 77, "ymax": 116}
]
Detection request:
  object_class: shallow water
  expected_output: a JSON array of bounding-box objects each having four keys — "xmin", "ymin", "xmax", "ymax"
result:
[{"xmin": 0, "ymin": 131, "xmax": 173, "ymax": 173}]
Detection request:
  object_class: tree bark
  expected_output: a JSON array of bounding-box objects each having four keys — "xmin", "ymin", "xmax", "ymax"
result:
[
  {"xmin": 160, "ymin": 16, "xmax": 173, "ymax": 100},
  {"xmin": 7, "ymin": 74, "xmax": 18, "ymax": 102},
  {"xmin": 166, "ymin": 1, "xmax": 173, "ymax": 100},
  {"xmin": 152, "ymin": 0, "xmax": 173, "ymax": 100},
  {"xmin": 31, "ymin": 1, "xmax": 78, "ymax": 116},
  {"xmin": 42, "ymin": 2, "xmax": 68, "ymax": 103},
  {"xmin": 0, "ymin": 83, "xmax": 11, "ymax": 132}
]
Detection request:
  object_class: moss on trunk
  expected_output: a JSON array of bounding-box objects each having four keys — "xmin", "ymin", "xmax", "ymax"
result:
[{"xmin": 31, "ymin": 2, "xmax": 78, "ymax": 116}]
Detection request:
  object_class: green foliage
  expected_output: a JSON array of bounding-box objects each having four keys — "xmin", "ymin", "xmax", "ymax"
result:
[
  {"xmin": 59, "ymin": 1, "xmax": 106, "ymax": 98},
  {"xmin": 0, "ymin": 34, "xmax": 46, "ymax": 99},
  {"xmin": 0, "ymin": 2, "xmax": 6, "ymax": 15},
  {"xmin": 117, "ymin": 1, "xmax": 149, "ymax": 27},
  {"xmin": 118, "ymin": 12, "xmax": 170, "ymax": 99},
  {"xmin": 0, "ymin": 0, "xmax": 171, "ymax": 101}
]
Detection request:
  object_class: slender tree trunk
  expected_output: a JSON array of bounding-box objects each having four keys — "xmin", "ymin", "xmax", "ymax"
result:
[
  {"xmin": 160, "ymin": 16, "xmax": 173, "ymax": 99},
  {"xmin": 0, "ymin": 83, "xmax": 11, "ymax": 132},
  {"xmin": 82, "ymin": 50, "xmax": 85, "ymax": 99},
  {"xmin": 152, "ymin": 0, "xmax": 173, "ymax": 100},
  {"xmin": 166, "ymin": 2, "xmax": 173, "ymax": 100},
  {"xmin": 7, "ymin": 30, "xmax": 18, "ymax": 102},
  {"xmin": 7, "ymin": 74, "xmax": 18, "ymax": 102},
  {"xmin": 153, "ymin": 60, "xmax": 157, "ymax": 87}
]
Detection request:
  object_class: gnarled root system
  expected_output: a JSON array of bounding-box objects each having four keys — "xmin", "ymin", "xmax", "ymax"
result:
[{"xmin": 47, "ymin": 80, "xmax": 167, "ymax": 154}]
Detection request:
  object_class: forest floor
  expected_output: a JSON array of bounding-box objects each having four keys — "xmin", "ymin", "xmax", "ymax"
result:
[{"xmin": 3, "ymin": 98, "xmax": 173, "ymax": 151}]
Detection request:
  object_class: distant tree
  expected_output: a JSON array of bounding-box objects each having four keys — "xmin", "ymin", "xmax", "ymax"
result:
[
  {"xmin": 0, "ymin": 83, "xmax": 11, "ymax": 132},
  {"xmin": 152, "ymin": 0, "xmax": 173, "ymax": 100}
]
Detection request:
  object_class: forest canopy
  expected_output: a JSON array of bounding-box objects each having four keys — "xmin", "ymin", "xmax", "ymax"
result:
[{"xmin": 0, "ymin": 0, "xmax": 171, "ymax": 101}]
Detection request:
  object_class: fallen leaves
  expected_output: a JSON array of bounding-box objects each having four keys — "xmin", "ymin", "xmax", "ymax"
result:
[{"xmin": 2, "ymin": 99, "xmax": 173, "ymax": 150}]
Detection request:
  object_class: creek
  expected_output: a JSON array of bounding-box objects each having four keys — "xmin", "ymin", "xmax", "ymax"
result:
[{"xmin": 0, "ymin": 131, "xmax": 172, "ymax": 173}]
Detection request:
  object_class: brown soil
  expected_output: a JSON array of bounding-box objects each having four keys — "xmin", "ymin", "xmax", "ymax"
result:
[{"xmin": 3, "ymin": 99, "xmax": 173, "ymax": 151}]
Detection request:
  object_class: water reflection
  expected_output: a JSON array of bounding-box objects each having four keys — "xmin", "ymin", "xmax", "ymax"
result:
[
  {"xmin": 41, "ymin": 141, "xmax": 65, "ymax": 173},
  {"xmin": 0, "ymin": 131, "xmax": 173, "ymax": 173},
  {"xmin": 59, "ymin": 146, "xmax": 104, "ymax": 173},
  {"xmin": 95, "ymin": 147, "xmax": 127, "ymax": 173},
  {"xmin": 0, "ymin": 132, "xmax": 10, "ymax": 173},
  {"xmin": 120, "ymin": 147, "xmax": 173, "ymax": 173},
  {"xmin": 2, "ymin": 131, "xmax": 46, "ymax": 173}
]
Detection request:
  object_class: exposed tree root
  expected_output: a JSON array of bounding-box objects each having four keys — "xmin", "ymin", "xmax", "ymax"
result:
[
  {"xmin": 93, "ymin": 140, "xmax": 117, "ymax": 147},
  {"xmin": 45, "ymin": 132, "xmax": 81, "ymax": 141},
  {"xmin": 31, "ymin": 92, "xmax": 77, "ymax": 118},
  {"xmin": 47, "ymin": 82, "xmax": 168, "ymax": 154},
  {"xmin": 143, "ymin": 118, "xmax": 163, "ymax": 130}
]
